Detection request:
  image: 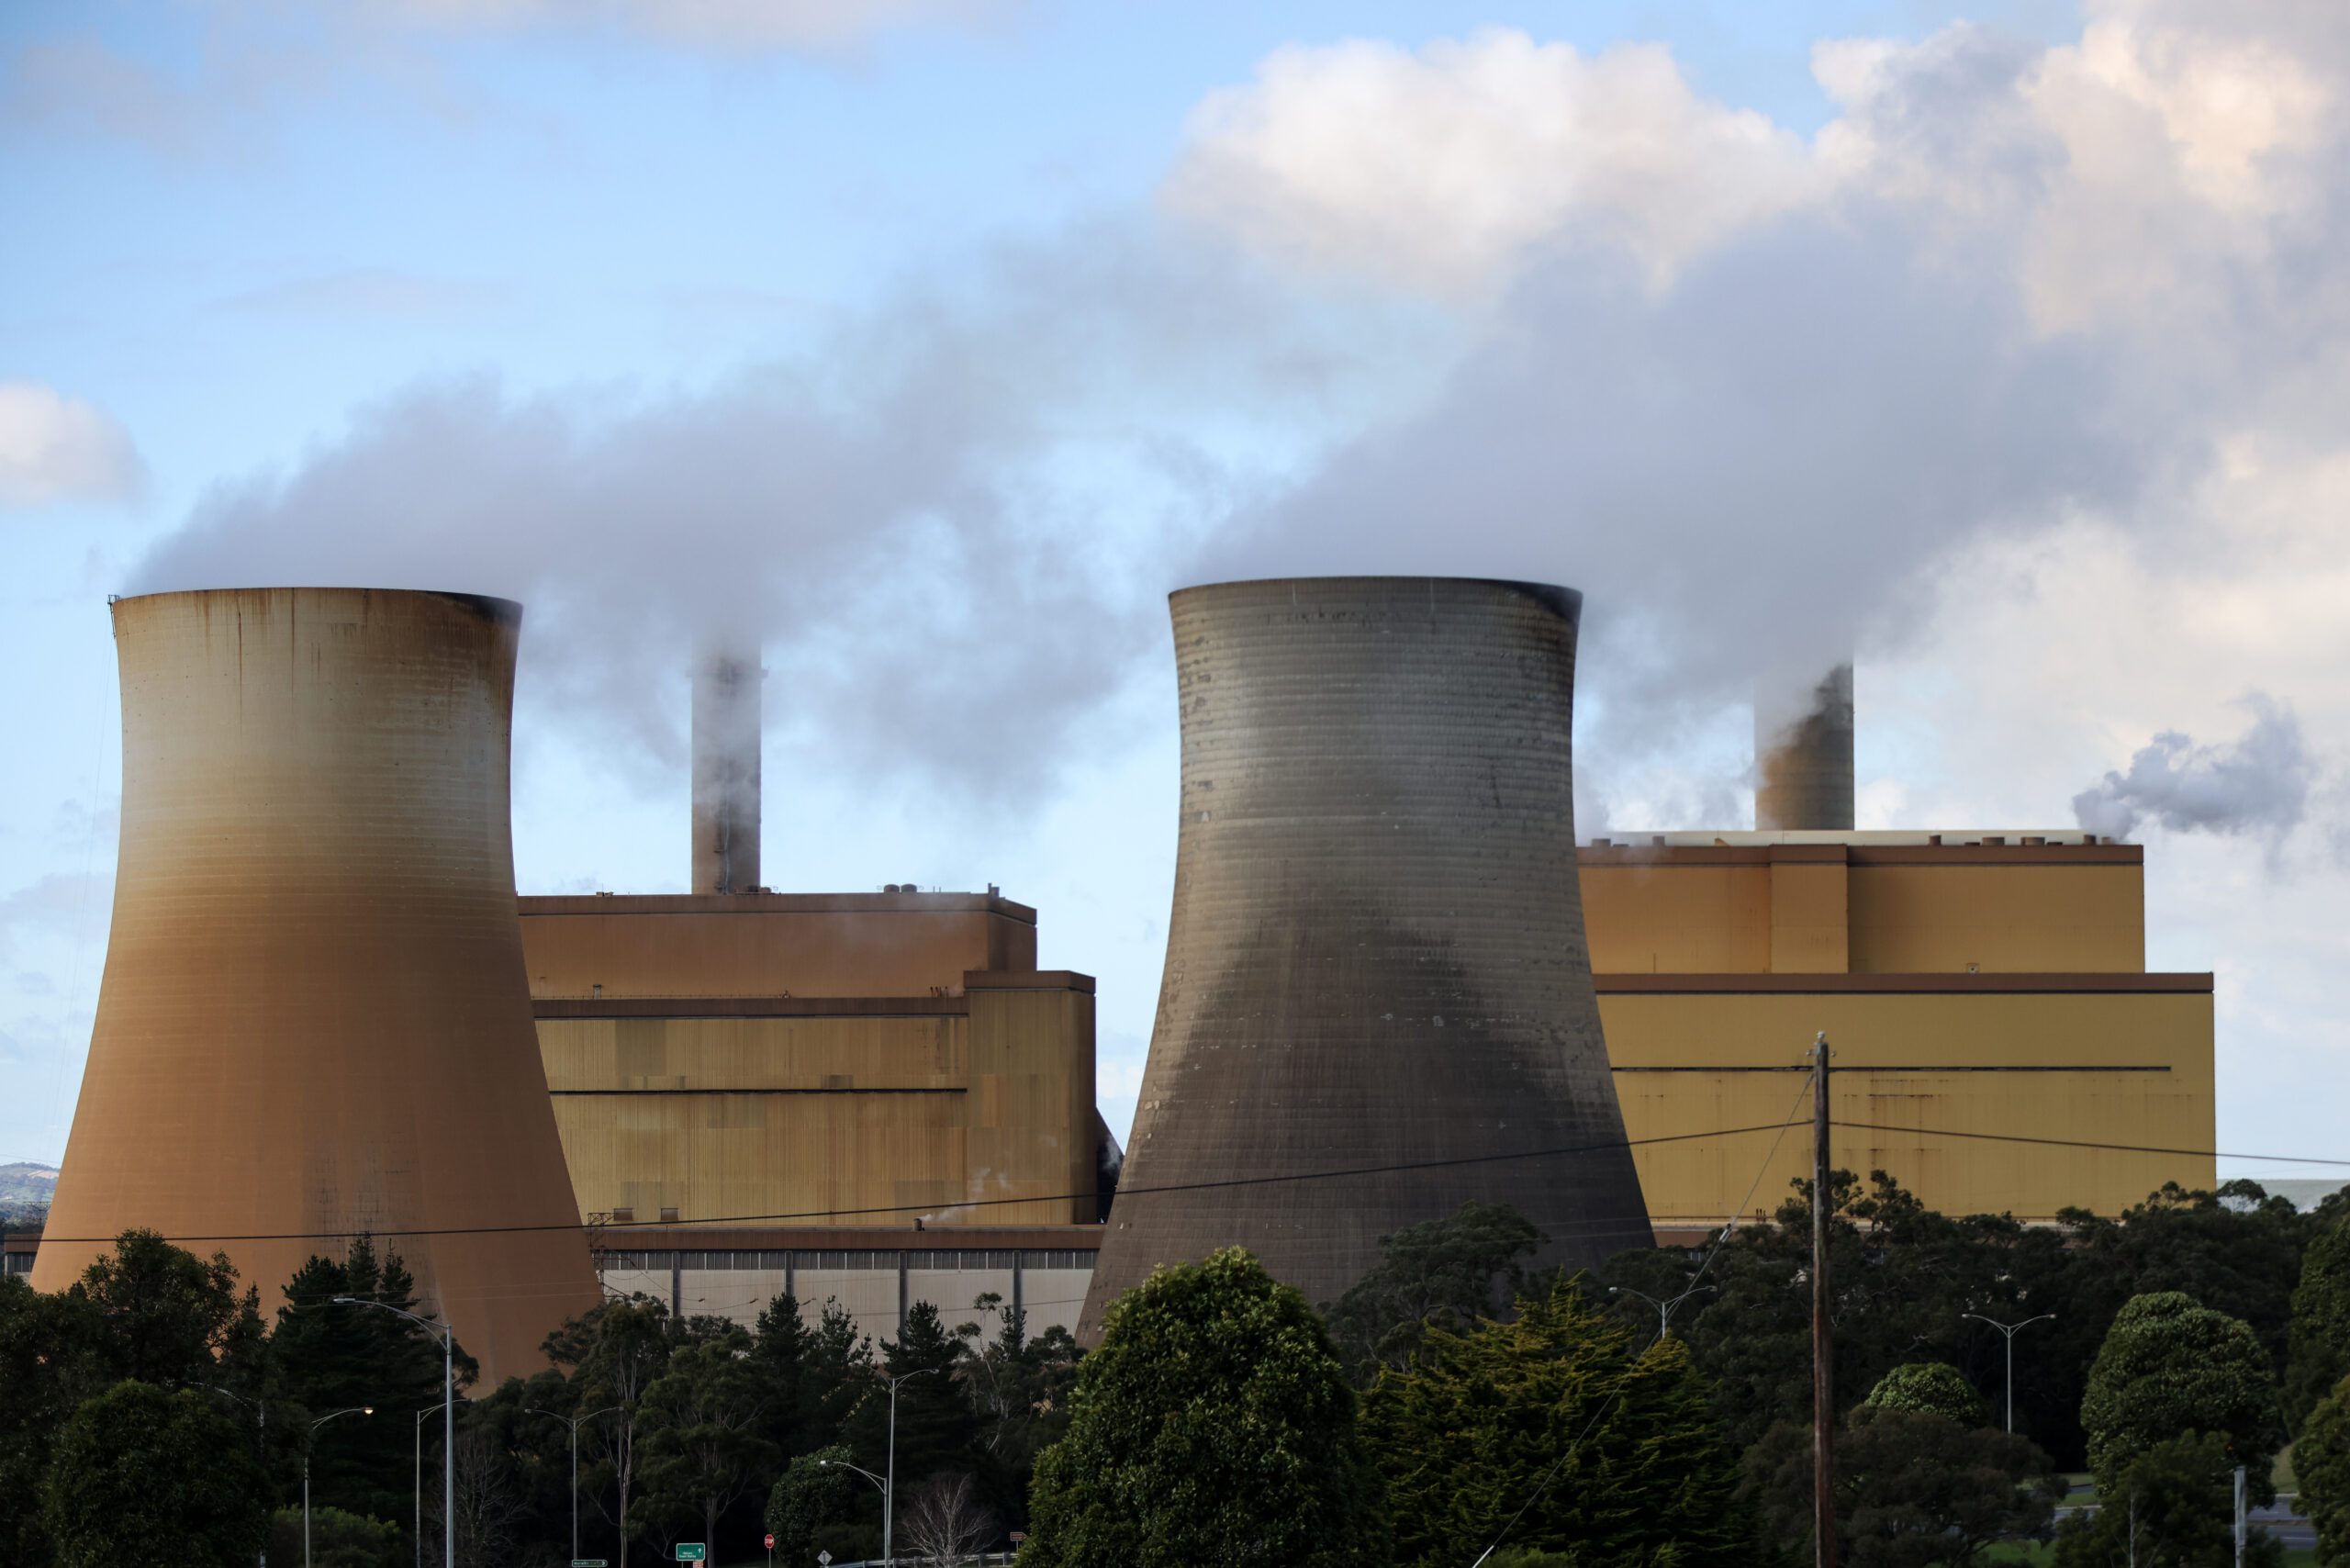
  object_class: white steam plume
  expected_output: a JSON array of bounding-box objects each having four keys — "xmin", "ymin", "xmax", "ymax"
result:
[{"xmin": 2073, "ymin": 697, "xmax": 2322, "ymax": 845}]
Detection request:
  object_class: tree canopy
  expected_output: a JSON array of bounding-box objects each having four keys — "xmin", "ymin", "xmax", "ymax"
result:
[
  {"xmin": 2079, "ymin": 1291, "xmax": 2279, "ymax": 1500},
  {"xmin": 1323, "ymin": 1201, "xmax": 1548, "ymax": 1381},
  {"xmin": 1361, "ymin": 1277, "xmax": 1748, "ymax": 1568},
  {"xmin": 2288, "ymin": 1209, "xmax": 2350, "ymax": 1433},
  {"xmin": 1863, "ymin": 1362, "xmax": 1986, "ymax": 1428},
  {"xmin": 2295, "ymin": 1373, "xmax": 2350, "ymax": 1568},
  {"xmin": 41, "ymin": 1381, "xmax": 269, "ymax": 1568},
  {"xmin": 1743, "ymin": 1405, "xmax": 2059, "ymax": 1568},
  {"xmin": 1022, "ymin": 1247, "xmax": 1390, "ymax": 1568}
]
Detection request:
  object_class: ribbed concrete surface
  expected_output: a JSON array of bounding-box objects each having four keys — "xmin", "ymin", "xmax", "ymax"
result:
[
  {"xmin": 33, "ymin": 588, "xmax": 599, "ymax": 1382},
  {"xmin": 1080, "ymin": 577, "xmax": 1651, "ymax": 1338}
]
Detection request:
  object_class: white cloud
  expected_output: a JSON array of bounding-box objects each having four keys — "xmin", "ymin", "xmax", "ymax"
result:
[
  {"xmin": 1171, "ymin": 4, "xmax": 2344, "ymax": 334},
  {"xmin": 0, "ymin": 384, "xmax": 143, "ymax": 510},
  {"xmin": 1164, "ymin": 29, "xmax": 1818, "ymax": 297}
]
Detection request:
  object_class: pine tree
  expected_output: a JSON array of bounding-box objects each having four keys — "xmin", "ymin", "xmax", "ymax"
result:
[{"xmin": 1362, "ymin": 1278, "xmax": 1748, "ymax": 1568}]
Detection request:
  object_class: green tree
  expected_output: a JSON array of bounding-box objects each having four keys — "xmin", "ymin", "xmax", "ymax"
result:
[
  {"xmin": 1324, "ymin": 1201, "xmax": 1547, "ymax": 1380},
  {"xmin": 71, "ymin": 1227, "xmax": 263, "ymax": 1386},
  {"xmin": 764, "ymin": 1442, "xmax": 866, "ymax": 1564},
  {"xmin": 1361, "ymin": 1278, "xmax": 1747, "ymax": 1568},
  {"xmin": 953, "ymin": 1293, "xmax": 1081, "ymax": 1526},
  {"xmin": 1864, "ymin": 1363, "xmax": 1986, "ymax": 1427},
  {"xmin": 2287, "ymin": 1211, "xmax": 2350, "ymax": 1434},
  {"xmin": 0, "ymin": 1274, "xmax": 102, "ymax": 1567},
  {"xmin": 575, "ymin": 1297, "xmax": 675, "ymax": 1559},
  {"xmin": 41, "ymin": 1381, "xmax": 269, "ymax": 1568},
  {"xmin": 845, "ymin": 1301, "xmax": 977, "ymax": 1494},
  {"xmin": 1021, "ymin": 1248, "xmax": 1390, "ymax": 1568},
  {"xmin": 636, "ymin": 1330, "xmax": 778, "ymax": 1556},
  {"xmin": 2081, "ymin": 1292, "xmax": 2280, "ymax": 1501},
  {"xmin": 2050, "ymin": 1431, "xmax": 2284, "ymax": 1567},
  {"xmin": 267, "ymin": 1505, "xmax": 404, "ymax": 1568},
  {"xmin": 2296, "ymin": 1373, "xmax": 2350, "ymax": 1568},
  {"xmin": 1742, "ymin": 1405, "xmax": 2060, "ymax": 1567},
  {"xmin": 271, "ymin": 1237, "xmax": 464, "ymax": 1531}
]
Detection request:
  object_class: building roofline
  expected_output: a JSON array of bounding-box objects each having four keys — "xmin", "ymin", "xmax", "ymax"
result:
[
  {"xmin": 1595, "ymin": 971, "xmax": 2211, "ymax": 995},
  {"xmin": 517, "ymin": 890, "xmax": 1041, "ymax": 924}
]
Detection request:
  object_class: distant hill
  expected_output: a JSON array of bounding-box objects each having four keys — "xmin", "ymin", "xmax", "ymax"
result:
[{"xmin": 0, "ymin": 1162, "xmax": 57, "ymax": 1225}]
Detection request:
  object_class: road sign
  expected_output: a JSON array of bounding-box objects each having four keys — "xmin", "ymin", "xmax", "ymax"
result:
[
  {"xmin": 1010, "ymin": 1533, "xmax": 1027, "ymax": 1544},
  {"xmin": 676, "ymin": 1548, "xmax": 707, "ymax": 1562},
  {"xmin": 572, "ymin": 1561, "xmax": 608, "ymax": 1567},
  {"xmin": 764, "ymin": 1535, "xmax": 775, "ymax": 1550},
  {"xmin": 817, "ymin": 1553, "xmax": 832, "ymax": 1566}
]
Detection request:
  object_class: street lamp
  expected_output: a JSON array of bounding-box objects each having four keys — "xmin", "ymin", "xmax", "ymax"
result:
[
  {"xmin": 1961, "ymin": 1311, "xmax": 2056, "ymax": 1433},
  {"xmin": 198, "ymin": 1384, "xmax": 270, "ymax": 1568},
  {"xmin": 527, "ymin": 1405, "xmax": 618, "ymax": 1566},
  {"xmin": 337, "ymin": 1296, "xmax": 454, "ymax": 1568},
  {"xmin": 414, "ymin": 1400, "xmax": 469, "ymax": 1568},
  {"xmin": 305, "ymin": 1406, "xmax": 375, "ymax": 1568},
  {"xmin": 821, "ymin": 1366, "xmax": 940, "ymax": 1564},
  {"xmin": 1608, "ymin": 1282, "xmax": 1718, "ymax": 1339}
]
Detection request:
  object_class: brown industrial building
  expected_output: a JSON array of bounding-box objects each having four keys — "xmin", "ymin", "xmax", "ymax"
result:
[{"xmin": 1586, "ymin": 830, "xmax": 2213, "ymax": 1235}]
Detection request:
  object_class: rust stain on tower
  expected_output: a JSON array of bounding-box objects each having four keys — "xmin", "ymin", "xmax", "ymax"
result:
[
  {"xmin": 1756, "ymin": 663, "xmax": 1856, "ymax": 831},
  {"xmin": 1080, "ymin": 577, "xmax": 1651, "ymax": 1338},
  {"xmin": 33, "ymin": 588, "xmax": 600, "ymax": 1382}
]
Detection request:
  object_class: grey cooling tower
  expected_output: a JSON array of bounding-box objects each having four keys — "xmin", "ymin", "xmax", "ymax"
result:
[{"xmin": 1079, "ymin": 577, "xmax": 1651, "ymax": 1338}]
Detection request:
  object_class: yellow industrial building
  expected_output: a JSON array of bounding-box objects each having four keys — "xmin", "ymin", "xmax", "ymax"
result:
[{"xmin": 1583, "ymin": 830, "xmax": 2214, "ymax": 1236}]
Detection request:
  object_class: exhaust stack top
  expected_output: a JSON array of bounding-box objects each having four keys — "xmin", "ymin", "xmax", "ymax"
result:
[
  {"xmin": 1755, "ymin": 663, "xmax": 1855, "ymax": 832},
  {"xmin": 691, "ymin": 650, "xmax": 762, "ymax": 894}
]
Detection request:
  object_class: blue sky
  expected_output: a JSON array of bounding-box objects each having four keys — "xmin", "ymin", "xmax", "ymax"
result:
[{"xmin": 5, "ymin": 0, "xmax": 2346, "ymax": 1187}]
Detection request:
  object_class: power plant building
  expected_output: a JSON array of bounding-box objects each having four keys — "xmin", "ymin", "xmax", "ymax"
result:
[{"xmin": 1587, "ymin": 830, "xmax": 2214, "ymax": 1235}]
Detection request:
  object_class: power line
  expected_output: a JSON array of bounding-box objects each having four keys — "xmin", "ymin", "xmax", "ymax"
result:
[
  {"xmin": 27, "ymin": 1120, "xmax": 1807, "ymax": 1246},
  {"xmin": 1828, "ymin": 1120, "xmax": 2350, "ymax": 1169}
]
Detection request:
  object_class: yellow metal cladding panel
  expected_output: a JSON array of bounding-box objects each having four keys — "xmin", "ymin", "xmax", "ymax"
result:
[
  {"xmin": 966, "ymin": 986, "xmax": 1096, "ymax": 1225},
  {"xmin": 1847, "ymin": 865, "xmax": 2145, "ymax": 973},
  {"xmin": 519, "ymin": 905, "xmax": 1037, "ymax": 999},
  {"xmin": 538, "ymin": 1016, "xmax": 965, "ymax": 1092},
  {"xmin": 553, "ymin": 1092, "xmax": 970, "ymax": 1227},
  {"xmin": 1769, "ymin": 862, "xmax": 1851, "ymax": 974},
  {"xmin": 1582, "ymin": 865, "xmax": 1774, "ymax": 974},
  {"xmin": 1601, "ymin": 991, "xmax": 2214, "ymax": 1221}
]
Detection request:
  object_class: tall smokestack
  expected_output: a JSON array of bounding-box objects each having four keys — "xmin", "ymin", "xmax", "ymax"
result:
[
  {"xmin": 34, "ymin": 588, "xmax": 599, "ymax": 1382},
  {"xmin": 1755, "ymin": 663, "xmax": 1855, "ymax": 831},
  {"xmin": 691, "ymin": 650, "xmax": 762, "ymax": 894},
  {"xmin": 1079, "ymin": 577, "xmax": 1652, "ymax": 1340}
]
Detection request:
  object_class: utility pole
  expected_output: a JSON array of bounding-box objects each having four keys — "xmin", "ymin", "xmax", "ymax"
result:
[{"xmin": 1810, "ymin": 1031, "xmax": 1836, "ymax": 1568}]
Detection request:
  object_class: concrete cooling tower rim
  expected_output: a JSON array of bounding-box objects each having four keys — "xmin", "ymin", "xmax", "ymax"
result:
[
  {"xmin": 112, "ymin": 587, "xmax": 524, "ymax": 627},
  {"xmin": 1172, "ymin": 575, "xmax": 1582, "ymax": 623}
]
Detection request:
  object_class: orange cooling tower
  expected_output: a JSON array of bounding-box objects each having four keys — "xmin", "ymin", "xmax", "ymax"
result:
[{"xmin": 33, "ymin": 588, "xmax": 599, "ymax": 1382}]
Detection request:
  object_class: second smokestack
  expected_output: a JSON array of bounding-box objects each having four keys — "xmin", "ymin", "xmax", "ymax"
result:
[
  {"xmin": 1755, "ymin": 663, "xmax": 1854, "ymax": 831},
  {"xmin": 691, "ymin": 650, "xmax": 762, "ymax": 893}
]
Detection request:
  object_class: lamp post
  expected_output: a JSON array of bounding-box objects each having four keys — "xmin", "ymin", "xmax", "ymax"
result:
[
  {"xmin": 819, "ymin": 1366, "xmax": 938, "ymax": 1567},
  {"xmin": 305, "ymin": 1406, "xmax": 375, "ymax": 1568},
  {"xmin": 816, "ymin": 1459, "xmax": 887, "ymax": 1556},
  {"xmin": 883, "ymin": 1366, "xmax": 938, "ymax": 1564},
  {"xmin": 199, "ymin": 1384, "xmax": 270, "ymax": 1568},
  {"xmin": 1961, "ymin": 1311, "xmax": 2056, "ymax": 1433},
  {"xmin": 338, "ymin": 1296, "xmax": 453, "ymax": 1568},
  {"xmin": 527, "ymin": 1405, "xmax": 618, "ymax": 1566},
  {"xmin": 414, "ymin": 1400, "xmax": 469, "ymax": 1568},
  {"xmin": 1607, "ymin": 1282, "xmax": 1718, "ymax": 1339}
]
